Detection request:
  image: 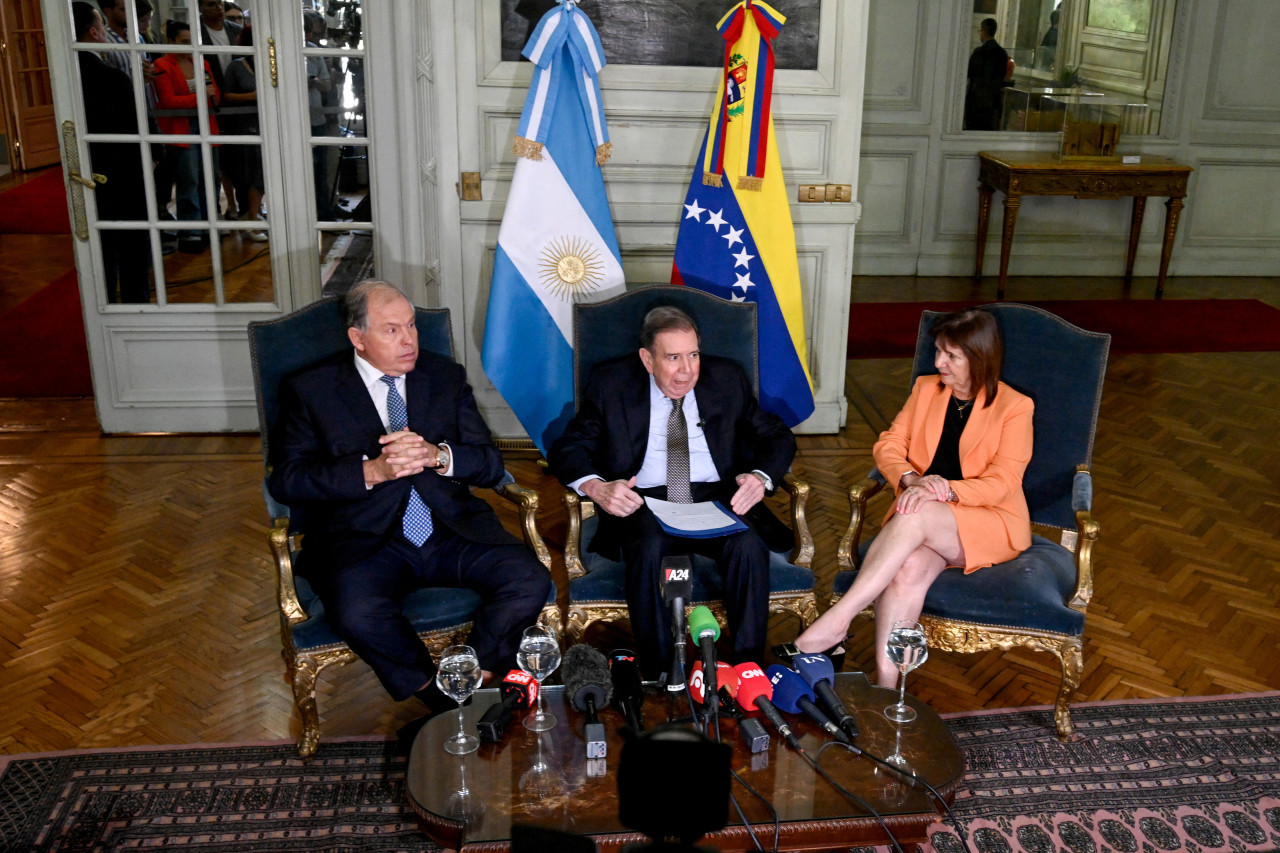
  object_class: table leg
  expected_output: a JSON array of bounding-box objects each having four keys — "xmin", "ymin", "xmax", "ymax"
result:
[
  {"xmin": 974, "ymin": 184, "xmax": 994, "ymax": 281},
  {"xmin": 998, "ymin": 195, "xmax": 1020, "ymax": 300},
  {"xmin": 1157, "ymin": 196, "xmax": 1185, "ymax": 299},
  {"xmin": 1125, "ymin": 196, "xmax": 1148, "ymax": 283}
]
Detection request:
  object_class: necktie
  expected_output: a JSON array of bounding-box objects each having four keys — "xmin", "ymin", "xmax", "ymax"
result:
[
  {"xmin": 667, "ymin": 396, "xmax": 692, "ymax": 504},
  {"xmin": 380, "ymin": 375, "xmax": 433, "ymax": 546}
]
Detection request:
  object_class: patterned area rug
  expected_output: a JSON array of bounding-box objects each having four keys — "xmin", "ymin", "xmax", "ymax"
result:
[
  {"xmin": 909, "ymin": 692, "xmax": 1280, "ymax": 853},
  {"xmin": 2, "ymin": 694, "xmax": 1277, "ymax": 852}
]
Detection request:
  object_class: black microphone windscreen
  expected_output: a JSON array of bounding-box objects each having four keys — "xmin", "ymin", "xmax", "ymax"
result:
[{"xmin": 562, "ymin": 644, "xmax": 613, "ymax": 712}]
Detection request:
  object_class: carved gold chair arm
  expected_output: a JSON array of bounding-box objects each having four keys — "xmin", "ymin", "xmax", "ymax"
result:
[
  {"xmin": 1070, "ymin": 509, "xmax": 1099, "ymax": 612},
  {"xmin": 270, "ymin": 517, "xmax": 308, "ymax": 626},
  {"xmin": 496, "ymin": 479, "xmax": 552, "ymax": 570},
  {"xmin": 780, "ymin": 473, "xmax": 814, "ymax": 569},
  {"xmin": 838, "ymin": 476, "xmax": 886, "ymax": 570},
  {"xmin": 563, "ymin": 489, "xmax": 594, "ymax": 580}
]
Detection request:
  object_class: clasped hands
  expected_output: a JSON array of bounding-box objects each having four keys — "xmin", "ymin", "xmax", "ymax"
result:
[
  {"xmin": 363, "ymin": 430, "xmax": 445, "ymax": 486},
  {"xmin": 896, "ymin": 472, "xmax": 950, "ymax": 514},
  {"xmin": 584, "ymin": 472, "xmax": 765, "ymax": 518}
]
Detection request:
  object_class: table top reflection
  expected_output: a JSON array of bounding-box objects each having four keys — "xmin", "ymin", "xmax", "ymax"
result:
[{"xmin": 405, "ymin": 672, "xmax": 964, "ymax": 852}]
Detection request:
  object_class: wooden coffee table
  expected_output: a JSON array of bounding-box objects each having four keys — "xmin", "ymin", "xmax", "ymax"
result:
[{"xmin": 406, "ymin": 672, "xmax": 965, "ymax": 852}]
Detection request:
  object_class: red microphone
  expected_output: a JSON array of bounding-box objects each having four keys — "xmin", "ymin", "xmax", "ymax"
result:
[
  {"xmin": 689, "ymin": 660, "xmax": 707, "ymax": 705},
  {"xmin": 689, "ymin": 661, "xmax": 737, "ymax": 707},
  {"xmin": 476, "ymin": 669, "xmax": 539, "ymax": 742},
  {"xmin": 733, "ymin": 662, "xmax": 800, "ymax": 750}
]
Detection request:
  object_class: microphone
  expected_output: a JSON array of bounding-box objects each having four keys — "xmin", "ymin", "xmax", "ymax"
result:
[
  {"xmin": 716, "ymin": 670, "xmax": 768, "ymax": 753},
  {"xmin": 688, "ymin": 662, "xmax": 735, "ymax": 710},
  {"xmin": 767, "ymin": 665, "xmax": 850, "ymax": 743},
  {"xmin": 562, "ymin": 645, "xmax": 614, "ymax": 759},
  {"xmin": 688, "ymin": 605, "xmax": 720, "ymax": 715},
  {"xmin": 608, "ymin": 649, "xmax": 645, "ymax": 733},
  {"xmin": 688, "ymin": 660, "xmax": 707, "ymax": 704},
  {"xmin": 793, "ymin": 654, "xmax": 860, "ymax": 739},
  {"xmin": 660, "ymin": 556, "xmax": 693, "ymax": 690},
  {"xmin": 476, "ymin": 669, "xmax": 539, "ymax": 743},
  {"xmin": 733, "ymin": 662, "xmax": 801, "ymax": 751}
]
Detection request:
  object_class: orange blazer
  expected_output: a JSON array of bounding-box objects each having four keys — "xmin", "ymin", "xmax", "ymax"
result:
[
  {"xmin": 153, "ymin": 54, "xmax": 220, "ymax": 141},
  {"xmin": 874, "ymin": 375, "xmax": 1034, "ymax": 570}
]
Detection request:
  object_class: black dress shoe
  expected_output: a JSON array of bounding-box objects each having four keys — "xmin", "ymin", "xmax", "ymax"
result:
[
  {"xmin": 397, "ymin": 692, "xmax": 469, "ymax": 752},
  {"xmin": 396, "ymin": 710, "xmax": 440, "ymax": 752}
]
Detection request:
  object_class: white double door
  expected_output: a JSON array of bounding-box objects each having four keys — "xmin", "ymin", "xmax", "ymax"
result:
[{"xmin": 44, "ymin": 0, "xmax": 866, "ymax": 435}]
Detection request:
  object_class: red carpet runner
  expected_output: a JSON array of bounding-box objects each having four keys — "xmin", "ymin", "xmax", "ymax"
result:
[
  {"xmin": 0, "ymin": 167, "xmax": 91, "ymax": 396},
  {"xmin": 849, "ymin": 299, "xmax": 1280, "ymax": 358},
  {"xmin": 0, "ymin": 270, "xmax": 93, "ymax": 396},
  {"xmin": 0, "ymin": 167, "xmax": 71, "ymax": 234}
]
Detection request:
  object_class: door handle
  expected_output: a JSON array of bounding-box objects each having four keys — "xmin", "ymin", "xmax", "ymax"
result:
[
  {"xmin": 68, "ymin": 171, "xmax": 106, "ymax": 189},
  {"xmin": 268, "ymin": 37, "xmax": 278, "ymax": 87},
  {"xmin": 60, "ymin": 120, "xmax": 105, "ymax": 241}
]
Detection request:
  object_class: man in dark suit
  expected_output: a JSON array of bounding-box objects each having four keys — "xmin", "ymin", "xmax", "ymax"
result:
[
  {"xmin": 549, "ymin": 306, "xmax": 796, "ymax": 678},
  {"xmin": 965, "ymin": 17, "xmax": 1011, "ymax": 131},
  {"xmin": 268, "ymin": 280, "xmax": 552, "ymax": 712},
  {"xmin": 73, "ymin": 1, "xmax": 151, "ymax": 303}
]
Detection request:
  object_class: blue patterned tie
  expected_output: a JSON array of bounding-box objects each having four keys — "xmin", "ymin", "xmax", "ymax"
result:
[{"xmin": 381, "ymin": 375, "xmax": 433, "ymax": 546}]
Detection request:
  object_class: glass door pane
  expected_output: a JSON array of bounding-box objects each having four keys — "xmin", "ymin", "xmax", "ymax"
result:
[
  {"xmin": 66, "ymin": 0, "xmax": 278, "ymax": 306},
  {"xmin": 301, "ymin": 1, "xmax": 373, "ymax": 298}
]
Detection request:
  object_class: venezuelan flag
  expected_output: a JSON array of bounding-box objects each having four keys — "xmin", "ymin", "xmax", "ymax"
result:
[{"xmin": 671, "ymin": 0, "xmax": 814, "ymax": 427}]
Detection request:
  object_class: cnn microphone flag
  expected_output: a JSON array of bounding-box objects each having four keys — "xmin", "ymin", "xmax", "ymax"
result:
[
  {"xmin": 482, "ymin": 0, "xmax": 626, "ymax": 454},
  {"xmin": 671, "ymin": 0, "xmax": 815, "ymax": 427}
]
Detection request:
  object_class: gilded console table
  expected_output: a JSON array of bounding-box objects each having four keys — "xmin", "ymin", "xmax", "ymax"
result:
[{"xmin": 975, "ymin": 150, "xmax": 1193, "ymax": 298}]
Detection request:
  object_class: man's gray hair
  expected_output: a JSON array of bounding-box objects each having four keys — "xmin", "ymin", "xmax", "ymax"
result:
[
  {"xmin": 640, "ymin": 305, "xmax": 700, "ymax": 351},
  {"xmin": 343, "ymin": 280, "xmax": 409, "ymax": 331}
]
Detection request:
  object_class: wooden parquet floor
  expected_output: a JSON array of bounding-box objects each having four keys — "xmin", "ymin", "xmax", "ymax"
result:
[{"xmin": 1, "ymin": 276, "xmax": 1278, "ymax": 754}]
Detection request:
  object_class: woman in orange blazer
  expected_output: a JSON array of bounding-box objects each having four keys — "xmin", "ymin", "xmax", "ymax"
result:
[{"xmin": 792, "ymin": 308, "xmax": 1034, "ymax": 687}]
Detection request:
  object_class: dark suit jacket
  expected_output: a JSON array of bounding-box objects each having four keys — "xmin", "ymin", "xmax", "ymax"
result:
[
  {"xmin": 965, "ymin": 38, "xmax": 1011, "ymax": 131},
  {"xmin": 548, "ymin": 354, "xmax": 796, "ymax": 558},
  {"xmin": 199, "ymin": 20, "xmax": 243, "ymax": 94},
  {"xmin": 268, "ymin": 350, "xmax": 520, "ymax": 577},
  {"xmin": 78, "ymin": 52, "xmax": 147, "ymax": 221}
]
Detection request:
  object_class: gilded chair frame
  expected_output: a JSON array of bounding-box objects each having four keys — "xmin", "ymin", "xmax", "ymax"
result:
[
  {"xmin": 558, "ymin": 286, "xmax": 818, "ymax": 644},
  {"xmin": 249, "ymin": 299, "xmax": 559, "ymax": 758},
  {"xmin": 834, "ymin": 303, "xmax": 1107, "ymax": 740}
]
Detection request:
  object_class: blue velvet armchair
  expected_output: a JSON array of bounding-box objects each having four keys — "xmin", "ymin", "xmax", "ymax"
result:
[
  {"xmin": 834, "ymin": 302, "xmax": 1109, "ymax": 739},
  {"xmin": 559, "ymin": 286, "xmax": 818, "ymax": 644},
  {"xmin": 248, "ymin": 298, "xmax": 558, "ymax": 758}
]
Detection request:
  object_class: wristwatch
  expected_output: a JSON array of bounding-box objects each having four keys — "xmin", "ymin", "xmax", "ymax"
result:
[{"xmin": 435, "ymin": 447, "xmax": 451, "ymax": 471}]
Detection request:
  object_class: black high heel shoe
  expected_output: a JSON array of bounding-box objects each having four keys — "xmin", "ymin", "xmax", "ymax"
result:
[{"xmin": 771, "ymin": 641, "xmax": 847, "ymax": 671}]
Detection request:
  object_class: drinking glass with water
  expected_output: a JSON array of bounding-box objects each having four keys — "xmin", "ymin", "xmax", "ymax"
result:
[
  {"xmin": 517, "ymin": 625, "xmax": 561, "ymax": 731},
  {"xmin": 437, "ymin": 644, "xmax": 482, "ymax": 755},
  {"xmin": 883, "ymin": 620, "xmax": 929, "ymax": 726}
]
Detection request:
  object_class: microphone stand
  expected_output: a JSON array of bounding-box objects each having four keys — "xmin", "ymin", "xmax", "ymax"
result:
[{"xmin": 667, "ymin": 599, "xmax": 687, "ymax": 693}]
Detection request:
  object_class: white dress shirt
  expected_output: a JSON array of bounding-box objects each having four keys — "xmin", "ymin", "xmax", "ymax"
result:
[
  {"xmin": 569, "ymin": 376, "xmax": 720, "ymax": 495},
  {"xmin": 634, "ymin": 377, "xmax": 719, "ymax": 489},
  {"xmin": 353, "ymin": 352, "xmax": 453, "ymax": 478}
]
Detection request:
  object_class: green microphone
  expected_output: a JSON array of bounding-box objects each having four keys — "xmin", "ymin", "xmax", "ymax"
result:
[{"xmin": 688, "ymin": 605, "xmax": 721, "ymax": 722}]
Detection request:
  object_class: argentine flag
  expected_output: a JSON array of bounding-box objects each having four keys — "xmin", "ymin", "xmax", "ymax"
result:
[{"xmin": 482, "ymin": 0, "xmax": 625, "ymax": 454}]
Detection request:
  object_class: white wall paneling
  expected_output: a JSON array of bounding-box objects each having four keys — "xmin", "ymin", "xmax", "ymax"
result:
[{"xmin": 856, "ymin": 0, "xmax": 1280, "ymax": 279}]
